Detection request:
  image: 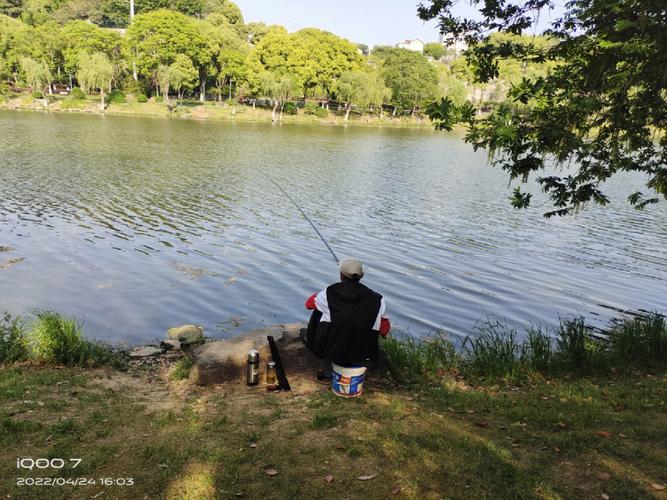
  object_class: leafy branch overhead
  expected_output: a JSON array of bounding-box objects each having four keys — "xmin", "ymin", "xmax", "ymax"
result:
[{"xmin": 419, "ymin": 0, "xmax": 667, "ymax": 217}]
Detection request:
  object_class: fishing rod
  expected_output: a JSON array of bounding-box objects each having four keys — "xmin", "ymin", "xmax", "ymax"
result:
[{"xmin": 256, "ymin": 167, "xmax": 339, "ymax": 265}]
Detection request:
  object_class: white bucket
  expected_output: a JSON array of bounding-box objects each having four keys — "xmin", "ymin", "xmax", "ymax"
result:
[{"xmin": 331, "ymin": 363, "xmax": 367, "ymax": 398}]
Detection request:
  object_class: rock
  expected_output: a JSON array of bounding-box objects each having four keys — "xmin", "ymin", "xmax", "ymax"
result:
[
  {"xmin": 188, "ymin": 323, "xmax": 314, "ymax": 385},
  {"xmin": 167, "ymin": 324, "xmax": 204, "ymax": 345},
  {"xmin": 160, "ymin": 339, "xmax": 181, "ymax": 351},
  {"xmin": 129, "ymin": 345, "xmax": 164, "ymax": 358}
]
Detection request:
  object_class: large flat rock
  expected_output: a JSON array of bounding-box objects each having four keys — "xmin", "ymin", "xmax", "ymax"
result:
[{"xmin": 187, "ymin": 323, "xmax": 319, "ymax": 386}]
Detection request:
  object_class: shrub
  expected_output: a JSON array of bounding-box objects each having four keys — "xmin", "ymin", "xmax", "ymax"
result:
[
  {"xmin": 304, "ymin": 102, "xmax": 328, "ymax": 118},
  {"xmin": 136, "ymin": 93, "xmax": 148, "ymax": 103},
  {"xmin": 105, "ymin": 89, "xmax": 126, "ymax": 104},
  {"xmin": 121, "ymin": 76, "xmax": 145, "ymax": 95},
  {"xmin": 155, "ymin": 95, "xmax": 164, "ymax": 103},
  {"xmin": 283, "ymin": 102, "xmax": 297, "ymax": 115},
  {"xmin": 0, "ymin": 313, "xmax": 27, "ymax": 364},
  {"xmin": 69, "ymin": 87, "xmax": 85, "ymax": 100},
  {"xmin": 304, "ymin": 102, "xmax": 319, "ymax": 115},
  {"xmin": 31, "ymin": 91, "xmax": 44, "ymax": 99}
]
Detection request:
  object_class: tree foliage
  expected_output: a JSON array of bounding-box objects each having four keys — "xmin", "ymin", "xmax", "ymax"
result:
[
  {"xmin": 20, "ymin": 55, "xmax": 50, "ymax": 91},
  {"xmin": 77, "ymin": 50, "xmax": 112, "ymax": 108},
  {"xmin": 423, "ymin": 42, "xmax": 445, "ymax": 59},
  {"xmin": 419, "ymin": 0, "xmax": 667, "ymax": 216},
  {"xmin": 123, "ymin": 9, "xmax": 207, "ymax": 81},
  {"xmin": 380, "ymin": 48, "xmax": 438, "ymax": 113},
  {"xmin": 169, "ymin": 53, "xmax": 197, "ymax": 98}
]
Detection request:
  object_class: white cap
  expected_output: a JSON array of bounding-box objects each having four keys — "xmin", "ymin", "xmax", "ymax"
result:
[{"xmin": 339, "ymin": 258, "xmax": 364, "ymax": 279}]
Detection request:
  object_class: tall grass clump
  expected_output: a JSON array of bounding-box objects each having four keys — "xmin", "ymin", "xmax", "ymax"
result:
[
  {"xmin": 463, "ymin": 320, "xmax": 523, "ymax": 379},
  {"xmin": 556, "ymin": 316, "xmax": 606, "ymax": 373},
  {"xmin": 0, "ymin": 313, "xmax": 28, "ymax": 363},
  {"xmin": 29, "ymin": 311, "xmax": 126, "ymax": 368},
  {"xmin": 381, "ymin": 332, "xmax": 460, "ymax": 382},
  {"xmin": 608, "ymin": 312, "xmax": 667, "ymax": 367},
  {"xmin": 521, "ymin": 325, "xmax": 553, "ymax": 372},
  {"xmin": 170, "ymin": 355, "xmax": 193, "ymax": 380}
]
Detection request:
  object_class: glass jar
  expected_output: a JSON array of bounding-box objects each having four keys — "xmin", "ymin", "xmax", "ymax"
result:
[{"xmin": 266, "ymin": 361, "xmax": 277, "ymax": 385}]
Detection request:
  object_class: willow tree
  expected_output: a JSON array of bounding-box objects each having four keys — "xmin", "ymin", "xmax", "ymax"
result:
[
  {"xmin": 77, "ymin": 51, "xmax": 114, "ymax": 110},
  {"xmin": 419, "ymin": 0, "xmax": 667, "ymax": 216},
  {"xmin": 156, "ymin": 63, "xmax": 171, "ymax": 103},
  {"xmin": 20, "ymin": 56, "xmax": 51, "ymax": 96}
]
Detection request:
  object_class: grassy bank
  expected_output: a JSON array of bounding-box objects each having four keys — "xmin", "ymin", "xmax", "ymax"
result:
[
  {"xmin": 0, "ymin": 93, "xmax": 433, "ymax": 129},
  {"xmin": 0, "ymin": 311, "xmax": 126, "ymax": 369},
  {"xmin": 382, "ymin": 313, "xmax": 667, "ymax": 383},
  {"xmin": 1, "ymin": 312, "xmax": 665, "ymax": 498},
  {"xmin": 1, "ymin": 364, "xmax": 665, "ymax": 498}
]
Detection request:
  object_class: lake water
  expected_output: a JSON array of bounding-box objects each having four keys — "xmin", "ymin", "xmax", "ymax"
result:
[{"xmin": 1, "ymin": 110, "xmax": 665, "ymax": 345}]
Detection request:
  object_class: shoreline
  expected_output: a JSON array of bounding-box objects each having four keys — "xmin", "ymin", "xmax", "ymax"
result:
[{"xmin": 0, "ymin": 96, "xmax": 438, "ymax": 130}]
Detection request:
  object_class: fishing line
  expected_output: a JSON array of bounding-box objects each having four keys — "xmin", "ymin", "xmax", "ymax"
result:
[{"xmin": 256, "ymin": 167, "xmax": 339, "ymax": 265}]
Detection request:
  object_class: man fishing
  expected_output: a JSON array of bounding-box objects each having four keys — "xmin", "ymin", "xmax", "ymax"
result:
[{"xmin": 302, "ymin": 258, "xmax": 390, "ymax": 368}]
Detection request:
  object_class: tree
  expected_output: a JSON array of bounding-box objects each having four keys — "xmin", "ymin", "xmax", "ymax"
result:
[
  {"xmin": 423, "ymin": 42, "xmax": 445, "ymax": 60},
  {"xmin": 123, "ymin": 9, "xmax": 207, "ymax": 90},
  {"xmin": 0, "ymin": 0, "xmax": 23, "ymax": 17},
  {"xmin": 169, "ymin": 53, "xmax": 197, "ymax": 99},
  {"xmin": 380, "ymin": 48, "xmax": 438, "ymax": 116},
  {"xmin": 366, "ymin": 71, "xmax": 391, "ymax": 117},
  {"xmin": 197, "ymin": 17, "xmax": 247, "ymax": 101},
  {"xmin": 245, "ymin": 29, "xmax": 306, "ymax": 96},
  {"xmin": 244, "ymin": 21, "xmax": 269, "ymax": 45},
  {"xmin": 77, "ymin": 51, "xmax": 113, "ymax": 109},
  {"xmin": 53, "ymin": 0, "xmax": 104, "ymax": 24},
  {"xmin": 155, "ymin": 63, "xmax": 170, "ymax": 102},
  {"xmin": 246, "ymin": 28, "xmax": 363, "ymax": 100},
  {"xmin": 419, "ymin": 0, "xmax": 667, "ymax": 216},
  {"xmin": 334, "ymin": 71, "xmax": 369, "ymax": 120},
  {"xmin": 20, "ymin": 55, "xmax": 50, "ymax": 94},
  {"xmin": 216, "ymin": 46, "xmax": 245, "ymax": 100},
  {"xmin": 292, "ymin": 28, "xmax": 363, "ymax": 98},
  {"xmin": 60, "ymin": 20, "xmax": 121, "ymax": 87},
  {"xmin": 436, "ymin": 64, "xmax": 468, "ymax": 107}
]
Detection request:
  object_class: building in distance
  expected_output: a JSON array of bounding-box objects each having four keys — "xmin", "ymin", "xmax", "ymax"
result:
[{"xmin": 395, "ymin": 39, "xmax": 425, "ymax": 53}]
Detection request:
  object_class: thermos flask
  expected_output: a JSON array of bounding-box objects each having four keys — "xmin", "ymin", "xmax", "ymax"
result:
[{"xmin": 246, "ymin": 349, "xmax": 260, "ymax": 385}]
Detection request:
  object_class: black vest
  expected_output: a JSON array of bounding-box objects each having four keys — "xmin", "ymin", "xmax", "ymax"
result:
[{"xmin": 306, "ymin": 281, "xmax": 382, "ymax": 366}]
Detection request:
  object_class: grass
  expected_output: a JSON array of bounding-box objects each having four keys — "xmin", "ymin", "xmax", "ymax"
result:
[
  {"xmin": 170, "ymin": 355, "xmax": 193, "ymax": 380},
  {"xmin": 0, "ymin": 313, "xmax": 27, "ymax": 363},
  {"xmin": 382, "ymin": 313, "xmax": 667, "ymax": 383},
  {"xmin": 0, "ymin": 309, "xmax": 664, "ymax": 497},
  {"xmin": 381, "ymin": 331, "xmax": 461, "ymax": 382},
  {"xmin": 0, "ymin": 311, "xmax": 126, "ymax": 369},
  {"xmin": 0, "ymin": 365, "xmax": 664, "ymax": 499},
  {"xmin": 463, "ymin": 319, "xmax": 523, "ymax": 379}
]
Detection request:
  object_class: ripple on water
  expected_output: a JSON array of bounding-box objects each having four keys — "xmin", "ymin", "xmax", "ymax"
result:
[{"xmin": 0, "ymin": 111, "xmax": 666, "ymax": 342}]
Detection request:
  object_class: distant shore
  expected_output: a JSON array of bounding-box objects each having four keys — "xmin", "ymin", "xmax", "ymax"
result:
[{"xmin": 0, "ymin": 94, "xmax": 435, "ymax": 129}]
